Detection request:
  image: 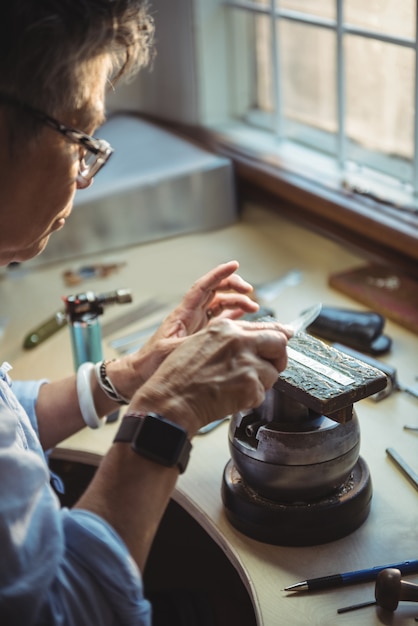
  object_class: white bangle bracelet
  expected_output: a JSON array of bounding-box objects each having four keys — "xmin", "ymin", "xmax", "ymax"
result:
[{"xmin": 76, "ymin": 362, "xmax": 105, "ymax": 429}]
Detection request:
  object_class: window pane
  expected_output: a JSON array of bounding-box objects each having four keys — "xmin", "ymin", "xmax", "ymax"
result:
[
  {"xmin": 280, "ymin": 21, "xmax": 337, "ymax": 145},
  {"xmin": 345, "ymin": 0, "xmax": 416, "ymax": 39},
  {"xmin": 227, "ymin": 9, "xmax": 275, "ymax": 123},
  {"xmin": 345, "ymin": 34, "xmax": 414, "ymax": 177},
  {"xmin": 280, "ymin": 0, "xmax": 335, "ymax": 21},
  {"xmin": 256, "ymin": 15, "xmax": 274, "ymax": 113}
]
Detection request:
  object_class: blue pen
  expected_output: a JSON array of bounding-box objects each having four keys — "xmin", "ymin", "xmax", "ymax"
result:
[{"xmin": 284, "ymin": 559, "xmax": 418, "ymax": 592}]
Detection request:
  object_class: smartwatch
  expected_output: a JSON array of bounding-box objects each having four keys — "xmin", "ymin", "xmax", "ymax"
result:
[{"xmin": 113, "ymin": 412, "xmax": 192, "ymax": 473}]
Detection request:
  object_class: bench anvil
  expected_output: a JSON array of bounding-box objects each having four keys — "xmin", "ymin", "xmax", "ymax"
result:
[{"xmin": 222, "ymin": 333, "xmax": 388, "ymax": 546}]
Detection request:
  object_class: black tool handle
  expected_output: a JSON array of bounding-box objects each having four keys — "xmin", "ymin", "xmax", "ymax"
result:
[{"xmin": 307, "ymin": 306, "xmax": 390, "ymax": 354}]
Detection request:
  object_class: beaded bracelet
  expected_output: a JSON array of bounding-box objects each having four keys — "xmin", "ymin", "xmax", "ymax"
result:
[
  {"xmin": 76, "ymin": 362, "xmax": 105, "ymax": 429},
  {"xmin": 94, "ymin": 359, "xmax": 129, "ymax": 405}
]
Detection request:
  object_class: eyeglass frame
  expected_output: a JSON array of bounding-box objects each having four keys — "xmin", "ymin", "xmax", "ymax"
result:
[{"xmin": 0, "ymin": 91, "xmax": 114, "ymax": 182}]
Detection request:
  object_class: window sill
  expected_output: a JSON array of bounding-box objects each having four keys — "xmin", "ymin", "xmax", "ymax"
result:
[{"xmin": 136, "ymin": 113, "xmax": 418, "ymax": 280}]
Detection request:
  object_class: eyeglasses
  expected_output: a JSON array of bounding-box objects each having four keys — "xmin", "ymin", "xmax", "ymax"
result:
[{"xmin": 0, "ymin": 92, "xmax": 113, "ymax": 183}]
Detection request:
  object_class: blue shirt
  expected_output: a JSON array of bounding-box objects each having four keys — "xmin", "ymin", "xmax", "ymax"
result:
[{"xmin": 0, "ymin": 362, "xmax": 151, "ymax": 625}]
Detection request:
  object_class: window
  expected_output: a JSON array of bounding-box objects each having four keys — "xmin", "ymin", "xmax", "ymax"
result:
[
  {"xmin": 108, "ymin": 0, "xmax": 418, "ymax": 274},
  {"xmin": 224, "ymin": 0, "xmax": 417, "ymax": 205}
]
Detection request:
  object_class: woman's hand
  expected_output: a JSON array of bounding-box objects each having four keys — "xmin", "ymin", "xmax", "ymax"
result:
[
  {"xmin": 108, "ymin": 261, "xmax": 260, "ymax": 399},
  {"xmin": 153, "ymin": 259, "xmax": 259, "ymax": 338},
  {"xmin": 128, "ymin": 317, "xmax": 293, "ymax": 436}
]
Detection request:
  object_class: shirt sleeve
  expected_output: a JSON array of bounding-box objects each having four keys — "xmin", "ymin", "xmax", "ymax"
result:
[
  {"xmin": 41, "ymin": 509, "xmax": 152, "ymax": 626},
  {"xmin": 0, "ymin": 373, "xmax": 152, "ymax": 626},
  {"xmin": 11, "ymin": 378, "xmax": 47, "ymax": 437},
  {"xmin": 0, "ymin": 401, "xmax": 64, "ymax": 624}
]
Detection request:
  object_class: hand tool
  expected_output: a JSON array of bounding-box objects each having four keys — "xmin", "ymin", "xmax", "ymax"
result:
[
  {"xmin": 23, "ymin": 297, "xmax": 164, "ymax": 349},
  {"xmin": 258, "ymin": 303, "xmax": 322, "ymax": 334},
  {"xmin": 337, "ymin": 567, "xmax": 418, "ymax": 614},
  {"xmin": 287, "ymin": 303, "xmax": 322, "ymax": 336},
  {"xmin": 375, "ymin": 568, "xmax": 418, "ymax": 611},
  {"xmin": 307, "ymin": 305, "xmax": 391, "ymax": 355},
  {"xmin": 197, "ymin": 416, "xmax": 231, "ymax": 435},
  {"xmin": 386, "ymin": 448, "xmax": 418, "ymax": 492},
  {"xmin": 337, "ymin": 600, "xmax": 377, "ymax": 614},
  {"xmin": 63, "ymin": 289, "xmax": 133, "ymax": 369}
]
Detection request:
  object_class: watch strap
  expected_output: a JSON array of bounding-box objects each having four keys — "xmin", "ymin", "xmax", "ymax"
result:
[{"xmin": 114, "ymin": 413, "xmax": 147, "ymax": 442}]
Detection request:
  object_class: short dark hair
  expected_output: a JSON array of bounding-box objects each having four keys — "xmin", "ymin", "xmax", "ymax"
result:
[{"xmin": 0, "ymin": 1, "xmax": 154, "ymax": 136}]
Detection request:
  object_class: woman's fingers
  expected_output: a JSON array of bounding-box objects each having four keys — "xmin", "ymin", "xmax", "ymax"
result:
[
  {"xmin": 185, "ymin": 261, "xmax": 254, "ymax": 309},
  {"xmin": 206, "ymin": 293, "xmax": 259, "ymax": 320}
]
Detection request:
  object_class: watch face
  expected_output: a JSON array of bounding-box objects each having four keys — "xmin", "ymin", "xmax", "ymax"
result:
[{"xmin": 133, "ymin": 414, "xmax": 188, "ymax": 466}]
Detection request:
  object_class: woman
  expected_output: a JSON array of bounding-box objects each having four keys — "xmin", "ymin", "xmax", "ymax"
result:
[{"xmin": 0, "ymin": 2, "xmax": 291, "ymax": 623}]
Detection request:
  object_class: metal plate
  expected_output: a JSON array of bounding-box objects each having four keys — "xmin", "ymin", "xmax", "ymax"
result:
[{"xmin": 275, "ymin": 334, "xmax": 387, "ymax": 419}]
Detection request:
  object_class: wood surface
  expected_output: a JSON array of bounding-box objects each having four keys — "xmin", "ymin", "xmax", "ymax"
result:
[{"xmin": 329, "ymin": 264, "xmax": 418, "ymax": 334}]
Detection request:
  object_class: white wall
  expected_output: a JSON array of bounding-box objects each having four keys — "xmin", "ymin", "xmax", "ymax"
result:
[{"xmin": 106, "ymin": 0, "xmax": 231, "ymax": 126}]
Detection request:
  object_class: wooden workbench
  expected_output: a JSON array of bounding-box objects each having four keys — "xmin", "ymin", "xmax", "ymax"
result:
[{"xmin": 1, "ymin": 205, "xmax": 417, "ymax": 625}]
